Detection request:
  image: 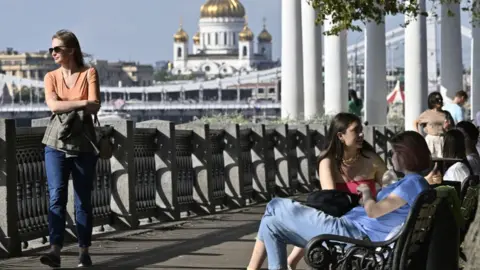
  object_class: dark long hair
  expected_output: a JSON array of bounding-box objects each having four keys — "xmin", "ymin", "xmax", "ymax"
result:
[
  {"xmin": 318, "ymin": 113, "xmax": 374, "ymax": 170},
  {"xmin": 348, "ymin": 89, "xmax": 361, "ymax": 107},
  {"xmin": 52, "ymin": 29, "xmax": 85, "ymax": 68},
  {"xmin": 427, "ymin": 91, "xmax": 443, "ymax": 109},
  {"xmin": 456, "ymin": 121, "xmax": 479, "ymax": 155},
  {"xmin": 443, "ymin": 129, "xmax": 473, "ymax": 174}
]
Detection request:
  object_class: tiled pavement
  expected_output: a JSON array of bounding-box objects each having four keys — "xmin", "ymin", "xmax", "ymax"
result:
[{"xmin": 0, "ymin": 200, "xmax": 309, "ymax": 270}]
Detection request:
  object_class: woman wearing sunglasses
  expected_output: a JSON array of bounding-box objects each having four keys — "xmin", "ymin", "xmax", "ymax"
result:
[
  {"xmin": 413, "ymin": 91, "xmax": 453, "ymax": 157},
  {"xmin": 39, "ymin": 29, "xmax": 100, "ymax": 268},
  {"xmin": 249, "ymin": 113, "xmax": 388, "ymax": 270}
]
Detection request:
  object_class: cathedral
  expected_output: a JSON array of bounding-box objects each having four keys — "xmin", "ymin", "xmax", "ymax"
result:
[{"xmin": 170, "ymin": 0, "xmax": 275, "ymax": 77}]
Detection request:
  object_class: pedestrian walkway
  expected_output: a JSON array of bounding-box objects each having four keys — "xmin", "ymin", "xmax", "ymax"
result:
[{"xmin": 0, "ymin": 198, "xmax": 308, "ymax": 270}]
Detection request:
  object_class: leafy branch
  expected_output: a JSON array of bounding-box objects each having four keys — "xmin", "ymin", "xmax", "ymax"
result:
[{"xmin": 309, "ymin": 0, "xmax": 478, "ymax": 35}]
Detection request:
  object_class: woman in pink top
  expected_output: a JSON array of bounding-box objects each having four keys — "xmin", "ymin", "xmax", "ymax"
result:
[{"xmin": 287, "ymin": 113, "xmax": 388, "ymax": 269}]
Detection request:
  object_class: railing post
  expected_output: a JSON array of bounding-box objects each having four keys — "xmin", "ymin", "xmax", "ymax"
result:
[
  {"xmin": 250, "ymin": 124, "xmax": 271, "ymax": 201},
  {"xmin": 0, "ymin": 119, "xmax": 21, "ymax": 256},
  {"xmin": 307, "ymin": 124, "xmax": 328, "ymax": 189},
  {"xmin": 295, "ymin": 124, "xmax": 314, "ymax": 192},
  {"xmin": 178, "ymin": 124, "xmax": 215, "ymax": 214},
  {"xmin": 104, "ymin": 119, "xmax": 139, "ymax": 229},
  {"xmin": 269, "ymin": 124, "xmax": 294, "ymax": 197},
  {"xmin": 221, "ymin": 124, "xmax": 247, "ymax": 208},
  {"xmin": 136, "ymin": 120, "xmax": 179, "ymax": 221},
  {"xmin": 363, "ymin": 125, "xmax": 376, "ymax": 152}
]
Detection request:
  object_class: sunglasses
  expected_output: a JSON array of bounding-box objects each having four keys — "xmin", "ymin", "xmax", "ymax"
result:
[{"xmin": 48, "ymin": 46, "xmax": 67, "ymax": 54}]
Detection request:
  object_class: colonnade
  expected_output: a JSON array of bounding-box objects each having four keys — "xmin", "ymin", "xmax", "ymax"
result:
[{"xmin": 281, "ymin": 0, "xmax": 479, "ymax": 130}]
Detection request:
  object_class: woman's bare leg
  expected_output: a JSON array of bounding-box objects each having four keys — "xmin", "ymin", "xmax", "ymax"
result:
[
  {"xmin": 247, "ymin": 239, "xmax": 267, "ymax": 270},
  {"xmin": 287, "ymin": 246, "xmax": 305, "ymax": 269}
]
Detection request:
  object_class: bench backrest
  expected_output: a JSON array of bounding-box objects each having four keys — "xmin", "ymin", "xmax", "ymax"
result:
[
  {"xmin": 391, "ymin": 189, "xmax": 439, "ymax": 268},
  {"xmin": 460, "ymin": 175, "xmax": 479, "ymax": 242}
]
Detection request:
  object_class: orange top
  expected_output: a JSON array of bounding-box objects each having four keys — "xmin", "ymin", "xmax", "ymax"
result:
[{"xmin": 44, "ymin": 67, "xmax": 100, "ymax": 103}]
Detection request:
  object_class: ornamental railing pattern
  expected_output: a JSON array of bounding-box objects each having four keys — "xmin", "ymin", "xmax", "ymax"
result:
[{"xmin": 0, "ymin": 118, "xmax": 400, "ymax": 257}]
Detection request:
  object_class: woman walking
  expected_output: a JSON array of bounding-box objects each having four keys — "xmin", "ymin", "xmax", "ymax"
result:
[{"xmin": 40, "ymin": 29, "xmax": 101, "ymax": 268}]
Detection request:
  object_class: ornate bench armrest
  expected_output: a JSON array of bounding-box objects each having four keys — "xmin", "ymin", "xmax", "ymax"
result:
[{"xmin": 304, "ymin": 234, "xmax": 397, "ymax": 270}]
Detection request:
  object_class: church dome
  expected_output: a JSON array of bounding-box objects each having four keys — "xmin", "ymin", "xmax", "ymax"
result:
[
  {"xmin": 258, "ymin": 26, "xmax": 272, "ymax": 43},
  {"xmin": 200, "ymin": 0, "xmax": 246, "ymax": 19},
  {"xmin": 239, "ymin": 23, "xmax": 254, "ymax": 42},
  {"xmin": 192, "ymin": 31, "xmax": 200, "ymax": 45},
  {"xmin": 173, "ymin": 25, "xmax": 188, "ymax": 43}
]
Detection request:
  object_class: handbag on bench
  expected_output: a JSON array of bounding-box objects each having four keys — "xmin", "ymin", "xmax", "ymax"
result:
[{"xmin": 305, "ymin": 190, "xmax": 360, "ymax": 217}]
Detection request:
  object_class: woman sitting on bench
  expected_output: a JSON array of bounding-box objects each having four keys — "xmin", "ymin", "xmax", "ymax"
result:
[
  {"xmin": 426, "ymin": 129, "xmax": 472, "ymax": 184},
  {"xmin": 286, "ymin": 112, "xmax": 387, "ymax": 270},
  {"xmin": 246, "ymin": 131, "xmax": 431, "ymax": 270}
]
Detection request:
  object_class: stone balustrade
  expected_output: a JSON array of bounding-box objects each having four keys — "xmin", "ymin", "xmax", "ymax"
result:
[{"xmin": 0, "ymin": 118, "xmax": 401, "ymax": 258}]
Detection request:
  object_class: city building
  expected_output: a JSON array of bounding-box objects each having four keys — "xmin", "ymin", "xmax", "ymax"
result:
[
  {"xmin": 170, "ymin": 0, "xmax": 276, "ymax": 77},
  {"xmin": 92, "ymin": 60, "xmax": 154, "ymax": 87},
  {"xmin": 0, "ymin": 48, "xmax": 154, "ymax": 95},
  {"xmin": 0, "ymin": 48, "xmax": 56, "ymax": 81}
]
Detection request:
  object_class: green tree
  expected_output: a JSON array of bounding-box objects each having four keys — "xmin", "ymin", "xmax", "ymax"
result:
[
  {"xmin": 310, "ymin": 0, "xmax": 479, "ymax": 35},
  {"xmin": 154, "ymin": 69, "xmax": 196, "ymax": 82},
  {"xmin": 153, "ymin": 69, "xmax": 169, "ymax": 81}
]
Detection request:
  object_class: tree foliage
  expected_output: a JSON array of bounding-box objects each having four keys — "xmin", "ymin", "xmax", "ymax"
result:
[
  {"xmin": 310, "ymin": 0, "xmax": 479, "ymax": 35},
  {"xmin": 153, "ymin": 69, "xmax": 195, "ymax": 82}
]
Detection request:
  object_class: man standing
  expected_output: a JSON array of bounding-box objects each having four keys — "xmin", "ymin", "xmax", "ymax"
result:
[{"xmin": 443, "ymin": 90, "xmax": 468, "ymax": 124}]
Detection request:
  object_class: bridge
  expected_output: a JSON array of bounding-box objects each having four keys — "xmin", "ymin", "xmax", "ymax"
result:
[
  {"xmin": 0, "ymin": 22, "xmax": 475, "ymax": 98},
  {"xmin": 0, "ymin": 101, "xmax": 281, "ymax": 126},
  {"xmin": 0, "ymin": 21, "xmax": 476, "ymax": 126}
]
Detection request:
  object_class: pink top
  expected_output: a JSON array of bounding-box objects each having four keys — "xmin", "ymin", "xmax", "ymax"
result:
[{"xmin": 336, "ymin": 179, "xmax": 377, "ymax": 197}]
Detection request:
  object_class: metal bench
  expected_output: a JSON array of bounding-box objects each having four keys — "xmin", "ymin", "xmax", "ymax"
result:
[{"xmin": 303, "ymin": 189, "xmax": 440, "ymax": 270}]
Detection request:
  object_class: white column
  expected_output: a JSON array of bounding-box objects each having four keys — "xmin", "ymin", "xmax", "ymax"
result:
[
  {"xmin": 440, "ymin": 2, "xmax": 463, "ymax": 101},
  {"xmin": 364, "ymin": 21, "xmax": 387, "ymax": 125},
  {"xmin": 281, "ymin": 0, "xmax": 304, "ymax": 119},
  {"xmin": 471, "ymin": 0, "xmax": 480, "ymax": 122},
  {"xmin": 301, "ymin": 0, "xmax": 323, "ymax": 119},
  {"xmin": 427, "ymin": 15, "xmax": 439, "ymax": 93},
  {"xmin": 404, "ymin": 0, "xmax": 428, "ymax": 131},
  {"xmin": 324, "ymin": 19, "xmax": 348, "ymax": 115}
]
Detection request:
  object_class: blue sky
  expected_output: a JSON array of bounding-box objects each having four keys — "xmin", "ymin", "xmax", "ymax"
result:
[{"xmin": 0, "ymin": 0, "xmax": 474, "ymax": 66}]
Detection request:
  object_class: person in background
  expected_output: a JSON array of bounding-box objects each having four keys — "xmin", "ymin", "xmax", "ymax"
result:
[
  {"xmin": 413, "ymin": 92, "xmax": 452, "ymax": 157},
  {"xmin": 443, "ymin": 90, "xmax": 468, "ymax": 124},
  {"xmin": 426, "ymin": 129, "xmax": 472, "ymax": 184},
  {"xmin": 475, "ymin": 111, "xmax": 480, "ymax": 127},
  {"xmin": 456, "ymin": 121, "xmax": 480, "ymax": 175},
  {"xmin": 348, "ymin": 89, "xmax": 363, "ymax": 117}
]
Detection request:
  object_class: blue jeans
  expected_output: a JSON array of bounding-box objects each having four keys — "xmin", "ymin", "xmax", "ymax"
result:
[
  {"xmin": 257, "ymin": 198, "xmax": 366, "ymax": 270},
  {"xmin": 45, "ymin": 146, "xmax": 98, "ymax": 248}
]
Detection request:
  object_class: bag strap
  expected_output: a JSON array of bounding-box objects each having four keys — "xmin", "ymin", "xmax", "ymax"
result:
[{"xmin": 93, "ymin": 114, "xmax": 101, "ymax": 127}]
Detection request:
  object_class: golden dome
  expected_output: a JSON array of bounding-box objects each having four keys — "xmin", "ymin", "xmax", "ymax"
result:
[
  {"xmin": 192, "ymin": 31, "xmax": 200, "ymax": 45},
  {"xmin": 173, "ymin": 25, "xmax": 188, "ymax": 43},
  {"xmin": 258, "ymin": 23, "xmax": 272, "ymax": 43},
  {"xmin": 239, "ymin": 23, "xmax": 254, "ymax": 42},
  {"xmin": 200, "ymin": 0, "xmax": 246, "ymax": 19}
]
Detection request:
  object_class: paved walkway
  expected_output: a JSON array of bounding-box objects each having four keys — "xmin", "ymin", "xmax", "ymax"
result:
[{"xmin": 0, "ymin": 200, "xmax": 309, "ymax": 270}]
